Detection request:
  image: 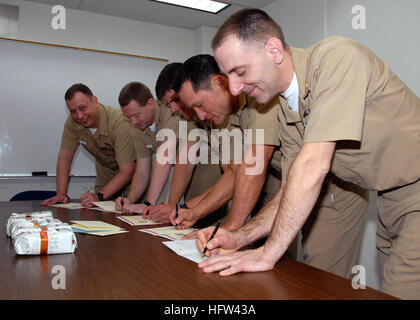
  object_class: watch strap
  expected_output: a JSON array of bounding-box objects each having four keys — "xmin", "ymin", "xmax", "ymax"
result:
[{"xmin": 96, "ymin": 192, "xmax": 105, "ymax": 201}]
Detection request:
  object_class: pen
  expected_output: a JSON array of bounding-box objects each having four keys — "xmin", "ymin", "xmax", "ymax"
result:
[
  {"xmin": 175, "ymin": 203, "xmax": 178, "ymax": 228},
  {"xmin": 86, "ymin": 186, "xmax": 92, "ymax": 193},
  {"xmin": 201, "ymin": 221, "xmax": 221, "ymax": 258},
  {"xmin": 121, "ymin": 192, "xmax": 124, "ymax": 212}
]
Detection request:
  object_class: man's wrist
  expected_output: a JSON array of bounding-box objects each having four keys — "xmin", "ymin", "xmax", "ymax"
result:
[
  {"xmin": 144, "ymin": 200, "xmax": 152, "ymax": 207},
  {"xmin": 234, "ymin": 229, "xmax": 253, "ymax": 250},
  {"xmin": 179, "ymin": 203, "xmax": 189, "ymax": 209},
  {"xmin": 57, "ymin": 193, "xmax": 69, "ymax": 201},
  {"xmin": 96, "ymin": 192, "xmax": 105, "ymax": 201}
]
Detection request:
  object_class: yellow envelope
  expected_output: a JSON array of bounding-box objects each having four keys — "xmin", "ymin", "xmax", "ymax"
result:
[
  {"xmin": 91, "ymin": 201, "xmax": 122, "ymax": 213},
  {"xmin": 70, "ymin": 220, "xmax": 122, "ymax": 231}
]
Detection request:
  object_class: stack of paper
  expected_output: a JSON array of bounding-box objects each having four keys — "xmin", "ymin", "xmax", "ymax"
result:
[
  {"xmin": 70, "ymin": 220, "xmax": 128, "ymax": 236},
  {"xmin": 117, "ymin": 215, "xmax": 161, "ymax": 226},
  {"xmin": 91, "ymin": 201, "xmax": 122, "ymax": 213},
  {"xmin": 50, "ymin": 203, "xmax": 86, "ymax": 209},
  {"xmin": 139, "ymin": 226, "xmax": 196, "ymax": 240},
  {"xmin": 163, "ymin": 239, "xmax": 207, "ymax": 264}
]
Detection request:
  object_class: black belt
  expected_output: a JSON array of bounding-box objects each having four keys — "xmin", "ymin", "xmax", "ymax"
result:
[{"xmin": 268, "ymin": 166, "xmax": 282, "ymax": 180}]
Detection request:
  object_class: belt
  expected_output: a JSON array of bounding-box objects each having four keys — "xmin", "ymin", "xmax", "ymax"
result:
[
  {"xmin": 268, "ymin": 166, "xmax": 282, "ymax": 181},
  {"xmin": 378, "ymin": 184, "xmax": 408, "ymax": 196}
]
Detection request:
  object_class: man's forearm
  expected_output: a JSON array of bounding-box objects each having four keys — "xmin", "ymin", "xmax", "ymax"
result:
[
  {"xmin": 145, "ymin": 160, "xmax": 173, "ymax": 205},
  {"xmin": 168, "ymin": 162, "xmax": 195, "ymax": 204},
  {"xmin": 189, "ymin": 169, "xmax": 235, "ymax": 220},
  {"xmin": 127, "ymin": 157, "xmax": 152, "ymax": 203},
  {"xmin": 100, "ymin": 162, "xmax": 135, "ymax": 199},
  {"xmin": 223, "ymin": 145, "xmax": 274, "ymax": 230},
  {"xmin": 223, "ymin": 165, "xmax": 266, "ymax": 230},
  {"xmin": 185, "ymin": 184, "xmax": 215, "ymax": 208},
  {"xmin": 56, "ymin": 149, "xmax": 74, "ymax": 196},
  {"xmin": 127, "ymin": 169, "xmax": 149, "ymax": 203},
  {"xmin": 262, "ymin": 142, "xmax": 335, "ymax": 263},
  {"xmin": 229, "ymin": 181, "xmax": 284, "ymax": 249}
]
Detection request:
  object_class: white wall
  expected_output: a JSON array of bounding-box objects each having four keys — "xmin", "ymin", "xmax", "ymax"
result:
[
  {"xmin": 195, "ymin": 25, "xmax": 218, "ymax": 55},
  {"xmin": 263, "ymin": 0, "xmax": 420, "ymax": 292},
  {"xmin": 0, "ymin": 0, "xmax": 196, "ymax": 62},
  {"xmin": 0, "ymin": 0, "xmax": 206, "ymax": 203},
  {"xmin": 263, "ymin": 0, "xmax": 325, "ymax": 48}
]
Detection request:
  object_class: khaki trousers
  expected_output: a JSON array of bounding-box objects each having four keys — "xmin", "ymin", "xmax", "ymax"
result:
[
  {"xmin": 254, "ymin": 174, "xmax": 368, "ymax": 279},
  {"xmin": 377, "ymin": 178, "xmax": 420, "ymax": 299},
  {"xmin": 184, "ymin": 163, "xmax": 228, "ymax": 228},
  {"xmin": 301, "ymin": 179, "xmax": 369, "ymax": 279}
]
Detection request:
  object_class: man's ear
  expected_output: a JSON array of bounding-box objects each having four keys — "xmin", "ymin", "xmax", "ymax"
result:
[
  {"xmin": 147, "ymin": 97, "xmax": 155, "ymax": 107},
  {"xmin": 265, "ymin": 37, "xmax": 285, "ymax": 64},
  {"xmin": 92, "ymin": 95, "xmax": 99, "ymax": 105},
  {"xmin": 212, "ymin": 74, "xmax": 229, "ymax": 90}
]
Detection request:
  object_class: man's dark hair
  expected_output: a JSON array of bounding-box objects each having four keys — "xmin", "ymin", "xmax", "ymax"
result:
[
  {"xmin": 64, "ymin": 83, "xmax": 93, "ymax": 101},
  {"xmin": 118, "ymin": 82, "xmax": 153, "ymax": 107},
  {"xmin": 155, "ymin": 63, "xmax": 182, "ymax": 100},
  {"xmin": 212, "ymin": 8, "xmax": 288, "ymax": 50},
  {"xmin": 173, "ymin": 54, "xmax": 224, "ymax": 93}
]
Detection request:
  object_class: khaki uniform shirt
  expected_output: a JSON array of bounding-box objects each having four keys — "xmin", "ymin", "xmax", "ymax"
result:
[
  {"xmin": 130, "ymin": 100, "xmax": 224, "ymax": 213},
  {"xmin": 131, "ymin": 100, "xmax": 196, "ymax": 159},
  {"xmin": 279, "ymin": 36, "xmax": 420, "ymax": 191},
  {"xmin": 60, "ymin": 104, "xmax": 136, "ymax": 189},
  {"xmin": 229, "ymin": 93, "xmax": 282, "ymax": 175}
]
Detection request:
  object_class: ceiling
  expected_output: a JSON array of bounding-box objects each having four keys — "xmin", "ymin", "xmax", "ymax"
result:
[{"xmin": 26, "ymin": 0, "xmax": 275, "ymax": 29}]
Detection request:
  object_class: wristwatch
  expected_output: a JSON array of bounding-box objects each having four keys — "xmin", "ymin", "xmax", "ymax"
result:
[
  {"xmin": 144, "ymin": 200, "xmax": 152, "ymax": 207},
  {"xmin": 96, "ymin": 192, "xmax": 105, "ymax": 201},
  {"xmin": 179, "ymin": 203, "xmax": 189, "ymax": 209}
]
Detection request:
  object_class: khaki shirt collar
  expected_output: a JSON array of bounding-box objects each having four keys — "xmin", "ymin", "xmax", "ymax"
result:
[
  {"xmin": 96, "ymin": 104, "xmax": 109, "ymax": 136},
  {"xmin": 238, "ymin": 92, "xmax": 248, "ymax": 111},
  {"xmin": 68, "ymin": 103, "xmax": 109, "ymax": 136},
  {"xmin": 280, "ymin": 47, "xmax": 311, "ymax": 124},
  {"xmin": 145, "ymin": 99, "xmax": 162, "ymax": 135}
]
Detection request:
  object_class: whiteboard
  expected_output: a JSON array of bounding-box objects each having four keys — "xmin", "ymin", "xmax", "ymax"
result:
[{"xmin": 0, "ymin": 38, "xmax": 167, "ymax": 176}]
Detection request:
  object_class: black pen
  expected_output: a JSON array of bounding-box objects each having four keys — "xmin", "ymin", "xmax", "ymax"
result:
[
  {"xmin": 175, "ymin": 203, "xmax": 178, "ymax": 228},
  {"xmin": 201, "ymin": 221, "xmax": 221, "ymax": 258},
  {"xmin": 121, "ymin": 192, "xmax": 124, "ymax": 212}
]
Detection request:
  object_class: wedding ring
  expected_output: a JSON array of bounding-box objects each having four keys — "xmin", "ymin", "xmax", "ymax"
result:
[{"xmin": 227, "ymin": 260, "xmax": 231, "ymax": 268}]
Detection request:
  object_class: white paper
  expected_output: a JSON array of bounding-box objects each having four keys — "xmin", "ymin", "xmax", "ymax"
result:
[
  {"xmin": 139, "ymin": 226, "xmax": 196, "ymax": 240},
  {"xmin": 163, "ymin": 239, "xmax": 206, "ymax": 264},
  {"xmin": 50, "ymin": 202, "xmax": 86, "ymax": 209},
  {"xmin": 117, "ymin": 215, "xmax": 161, "ymax": 226}
]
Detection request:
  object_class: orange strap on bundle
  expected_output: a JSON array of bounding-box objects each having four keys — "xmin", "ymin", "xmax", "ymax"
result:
[
  {"xmin": 40, "ymin": 229, "xmax": 48, "ymax": 254},
  {"xmin": 26, "ymin": 214, "xmax": 32, "ymax": 220}
]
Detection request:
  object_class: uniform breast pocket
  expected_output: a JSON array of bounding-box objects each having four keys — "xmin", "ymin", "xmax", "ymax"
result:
[
  {"xmin": 99, "ymin": 142, "xmax": 116, "ymax": 156},
  {"xmin": 80, "ymin": 140, "xmax": 101, "ymax": 159}
]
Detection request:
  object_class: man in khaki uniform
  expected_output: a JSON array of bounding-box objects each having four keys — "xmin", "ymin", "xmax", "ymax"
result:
[
  {"xmin": 115, "ymin": 82, "xmax": 225, "ymax": 227},
  {"xmin": 168, "ymin": 54, "xmax": 282, "ymax": 233},
  {"xmin": 141, "ymin": 64, "xmax": 228, "ymax": 227},
  {"xmin": 172, "ymin": 54, "xmax": 368, "ymax": 278},
  {"xmin": 197, "ymin": 9, "xmax": 420, "ymax": 299},
  {"xmin": 41, "ymin": 83, "xmax": 136, "ymax": 208}
]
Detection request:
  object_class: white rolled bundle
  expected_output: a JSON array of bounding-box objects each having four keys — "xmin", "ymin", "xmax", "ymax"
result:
[
  {"xmin": 9, "ymin": 218, "xmax": 62, "ymax": 239},
  {"xmin": 13, "ymin": 228, "xmax": 77, "ymax": 255},
  {"xmin": 6, "ymin": 211, "xmax": 53, "ymax": 237},
  {"xmin": 12, "ymin": 222, "xmax": 72, "ymax": 239}
]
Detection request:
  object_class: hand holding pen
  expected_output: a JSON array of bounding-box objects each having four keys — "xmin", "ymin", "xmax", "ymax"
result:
[
  {"xmin": 80, "ymin": 185, "xmax": 95, "ymax": 207},
  {"xmin": 121, "ymin": 192, "xmax": 124, "ymax": 213},
  {"xmin": 201, "ymin": 221, "xmax": 221, "ymax": 258}
]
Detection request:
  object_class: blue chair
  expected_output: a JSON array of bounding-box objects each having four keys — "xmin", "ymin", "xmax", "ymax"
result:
[{"xmin": 9, "ymin": 190, "xmax": 57, "ymax": 201}]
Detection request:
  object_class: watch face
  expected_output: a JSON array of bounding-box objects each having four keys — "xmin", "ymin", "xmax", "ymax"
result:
[{"xmin": 97, "ymin": 193, "xmax": 105, "ymax": 201}]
